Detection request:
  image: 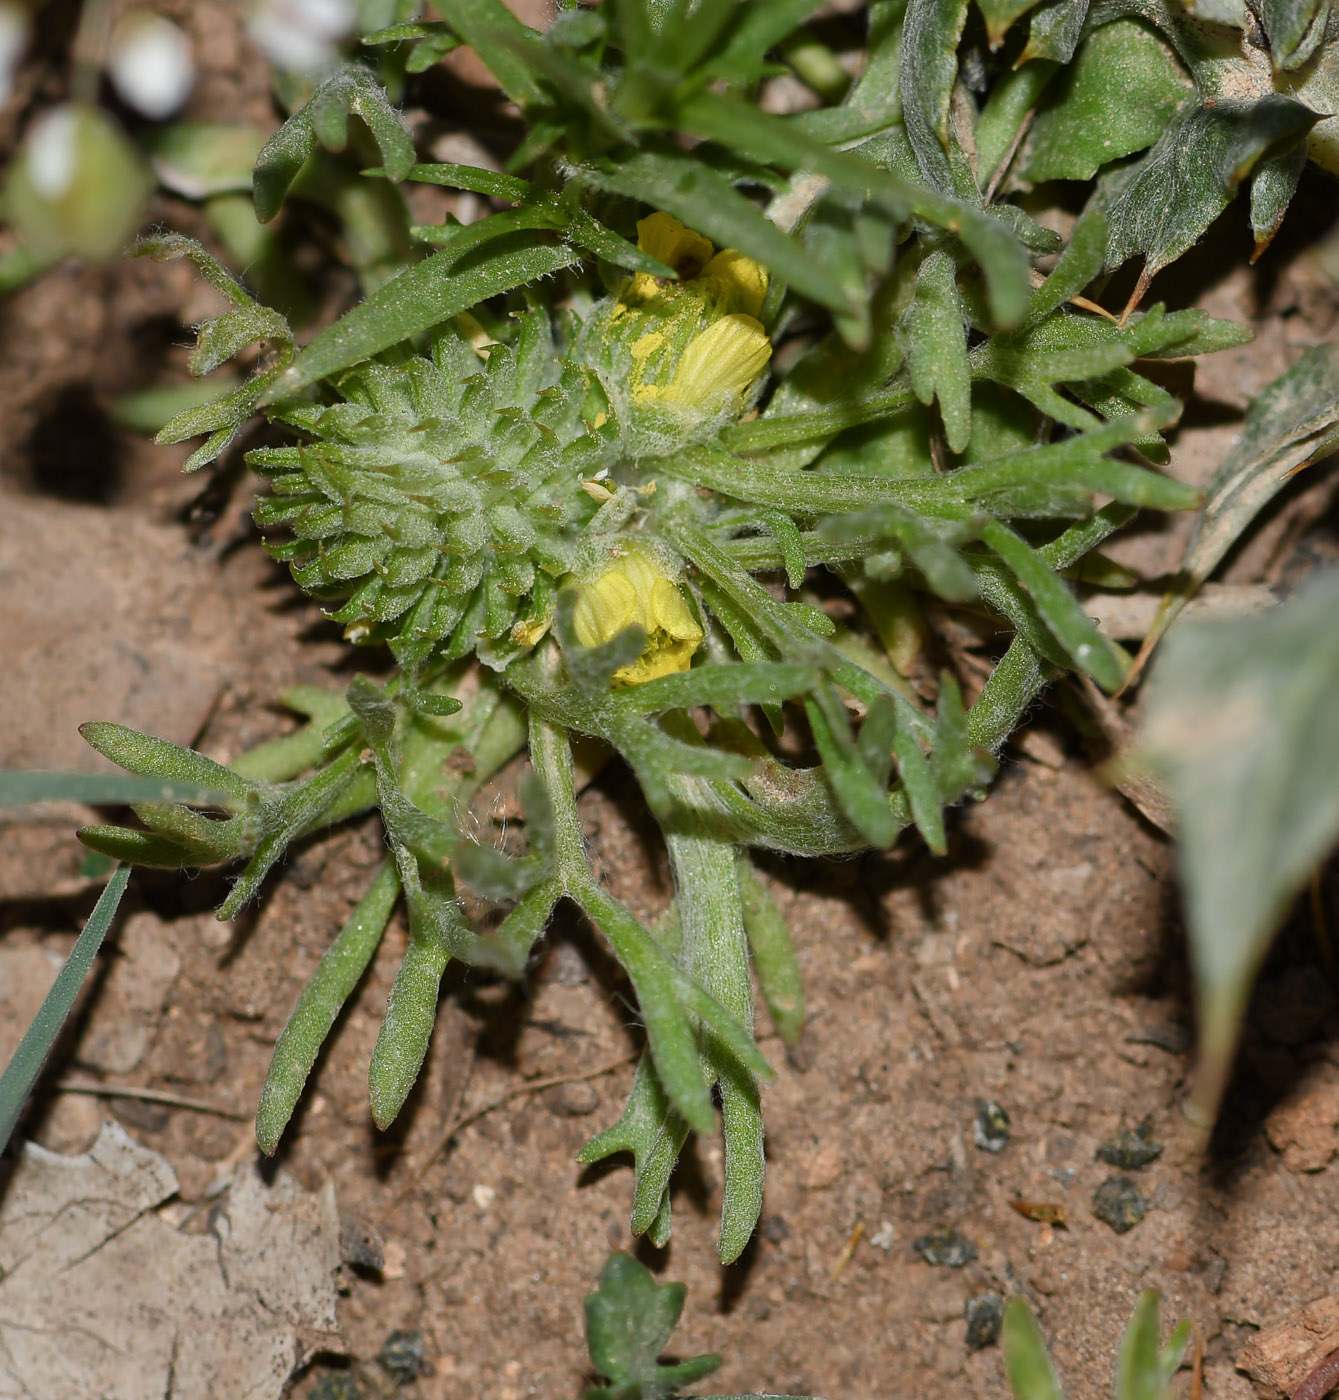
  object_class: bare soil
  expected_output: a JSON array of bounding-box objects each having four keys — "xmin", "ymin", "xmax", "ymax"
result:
[{"xmin": 3, "ymin": 6, "xmax": 1339, "ymax": 1398}]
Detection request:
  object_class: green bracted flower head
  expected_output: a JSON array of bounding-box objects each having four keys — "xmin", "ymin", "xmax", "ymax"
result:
[
  {"xmin": 579, "ymin": 212, "xmax": 773, "ymax": 454},
  {"xmin": 242, "ymin": 215, "xmax": 772, "ymax": 676},
  {"xmin": 248, "ymin": 310, "xmax": 614, "ymax": 666}
]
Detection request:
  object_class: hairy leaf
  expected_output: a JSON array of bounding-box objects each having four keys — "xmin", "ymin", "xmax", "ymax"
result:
[
  {"xmin": 1258, "ymin": 0, "xmax": 1333, "ymax": 68},
  {"xmin": 1099, "ymin": 95, "xmax": 1321, "ymax": 304},
  {"xmin": 1024, "ymin": 18, "xmax": 1193, "ymax": 182},
  {"xmin": 254, "ymin": 63, "xmax": 415, "ymax": 223},
  {"xmin": 267, "ymin": 224, "xmax": 580, "ymax": 394},
  {"xmin": 583, "ymin": 1253, "xmax": 721, "ymax": 1400}
]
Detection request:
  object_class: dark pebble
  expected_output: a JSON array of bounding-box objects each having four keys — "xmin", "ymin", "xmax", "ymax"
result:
[
  {"xmin": 1093, "ymin": 1176, "xmax": 1147, "ymax": 1233},
  {"xmin": 378, "ymin": 1330, "xmax": 426, "ymax": 1384},
  {"xmin": 307, "ymin": 1373, "xmax": 360, "ymax": 1400},
  {"xmin": 1096, "ymin": 1119, "xmax": 1163, "ymax": 1170},
  {"xmin": 965, "ymin": 1293, "xmax": 1005, "ymax": 1350},
  {"xmin": 338, "ymin": 1214, "xmax": 386, "ymax": 1273},
  {"xmin": 913, "ymin": 1226, "xmax": 978, "ymax": 1267},
  {"xmin": 972, "ymin": 1099, "xmax": 1010, "ymax": 1153}
]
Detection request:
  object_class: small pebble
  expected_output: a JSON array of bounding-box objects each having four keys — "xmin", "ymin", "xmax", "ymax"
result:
[
  {"xmin": 307, "ymin": 1373, "xmax": 360, "ymax": 1400},
  {"xmin": 378, "ymin": 1329, "xmax": 426, "ymax": 1385},
  {"xmin": 1096, "ymin": 1119, "xmax": 1163, "ymax": 1170},
  {"xmin": 913, "ymin": 1226, "xmax": 978, "ymax": 1267},
  {"xmin": 972, "ymin": 1099, "xmax": 1010, "ymax": 1153},
  {"xmin": 338, "ymin": 1214, "xmax": 385, "ymax": 1273},
  {"xmin": 965, "ymin": 1293, "xmax": 1005, "ymax": 1350},
  {"xmin": 1093, "ymin": 1175, "xmax": 1147, "ymax": 1233}
]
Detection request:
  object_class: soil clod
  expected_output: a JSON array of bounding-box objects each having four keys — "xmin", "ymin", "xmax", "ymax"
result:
[
  {"xmin": 1092, "ymin": 1176, "xmax": 1147, "ymax": 1234},
  {"xmin": 913, "ymin": 1226, "xmax": 978, "ymax": 1267},
  {"xmin": 965, "ymin": 1293, "xmax": 1005, "ymax": 1350},
  {"xmin": 1096, "ymin": 1119, "xmax": 1164, "ymax": 1170},
  {"xmin": 972, "ymin": 1099, "xmax": 1010, "ymax": 1153}
]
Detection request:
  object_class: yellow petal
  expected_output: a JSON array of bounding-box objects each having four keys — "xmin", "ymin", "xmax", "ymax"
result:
[
  {"xmin": 636, "ymin": 211, "xmax": 714, "ymax": 278},
  {"xmin": 664, "ymin": 314, "xmax": 772, "ymax": 407},
  {"xmin": 701, "ymin": 248, "xmax": 769, "ymax": 318},
  {"xmin": 572, "ymin": 566, "xmax": 639, "ymax": 648},
  {"xmin": 650, "ymin": 577, "xmax": 703, "ymax": 642}
]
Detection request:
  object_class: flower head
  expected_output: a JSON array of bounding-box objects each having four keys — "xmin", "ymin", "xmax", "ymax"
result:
[
  {"xmin": 572, "ymin": 546, "xmax": 703, "ymax": 686},
  {"xmin": 584, "ymin": 212, "xmax": 772, "ymax": 426}
]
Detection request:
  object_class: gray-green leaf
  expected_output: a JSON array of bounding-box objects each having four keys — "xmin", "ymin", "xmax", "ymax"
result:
[
  {"xmin": 1134, "ymin": 341, "xmax": 1339, "ymax": 662},
  {"xmin": 1099, "ymin": 95, "xmax": 1321, "ymax": 303},
  {"xmin": 1024, "ymin": 18, "xmax": 1192, "ymax": 182},
  {"xmin": 1140, "ymin": 569, "xmax": 1339, "ymax": 1125}
]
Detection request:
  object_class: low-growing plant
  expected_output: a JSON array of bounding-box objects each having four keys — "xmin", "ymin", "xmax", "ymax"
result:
[
  {"xmin": 582, "ymin": 1250, "xmax": 817, "ymax": 1400},
  {"xmin": 2, "ymin": 0, "xmax": 1336, "ymax": 1272},
  {"xmin": 1004, "ymin": 1291, "xmax": 1191, "ymax": 1400}
]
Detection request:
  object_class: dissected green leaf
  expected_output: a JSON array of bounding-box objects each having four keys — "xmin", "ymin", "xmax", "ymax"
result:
[
  {"xmin": 665, "ymin": 835, "xmax": 764, "ymax": 1265},
  {"xmin": 576, "ymin": 147, "xmax": 857, "ymax": 318},
  {"xmin": 1022, "ymin": 0, "xmax": 1090, "ymax": 62},
  {"xmin": 434, "ymin": 0, "xmax": 547, "ymax": 109},
  {"xmin": 898, "ymin": 245, "xmax": 972, "ymax": 451},
  {"xmin": 1114, "ymin": 1291, "xmax": 1192, "ymax": 1400},
  {"xmin": 0, "ymin": 770, "xmax": 240, "ymax": 810},
  {"xmin": 977, "ymin": 0, "xmax": 1046, "ymax": 47},
  {"xmin": 1024, "ymin": 18, "xmax": 1193, "ymax": 182},
  {"xmin": 736, "ymin": 857, "xmax": 806, "ymax": 1045},
  {"xmin": 974, "ymin": 56, "xmax": 1059, "ymax": 185},
  {"xmin": 900, "ymin": 0, "xmax": 974, "ymax": 195},
  {"xmin": 267, "ymin": 225, "xmax": 580, "ymax": 394},
  {"xmin": 583, "ymin": 1253, "xmax": 721, "ymax": 1400},
  {"xmin": 1140, "ymin": 569, "xmax": 1339, "ymax": 1126},
  {"xmin": 256, "ymin": 860, "xmax": 400, "ymax": 1154},
  {"xmin": 1249, "ymin": 140, "xmax": 1308, "ymax": 258},
  {"xmin": 1003, "ymin": 1298, "xmax": 1066, "ymax": 1400},
  {"xmin": 254, "ymin": 62, "xmax": 416, "ymax": 223},
  {"xmin": 795, "ymin": 0, "xmax": 906, "ymax": 143},
  {"xmin": 1259, "ymin": 0, "xmax": 1333, "ymax": 68},
  {"xmin": 1099, "ymin": 95, "xmax": 1321, "ymax": 303}
]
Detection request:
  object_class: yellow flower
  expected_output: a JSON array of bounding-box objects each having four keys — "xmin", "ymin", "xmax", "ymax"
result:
[
  {"xmin": 622, "ymin": 212, "xmax": 769, "ymax": 320},
  {"xmin": 594, "ymin": 210, "xmax": 773, "ymax": 420},
  {"xmin": 637, "ymin": 212, "xmax": 714, "ymax": 278},
  {"xmin": 572, "ymin": 547, "xmax": 703, "ymax": 685},
  {"xmin": 699, "ymin": 248, "xmax": 768, "ymax": 319}
]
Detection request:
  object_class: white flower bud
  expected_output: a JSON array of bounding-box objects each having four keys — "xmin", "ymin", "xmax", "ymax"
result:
[
  {"xmin": 108, "ymin": 10, "xmax": 194, "ymax": 120},
  {"xmin": 247, "ymin": 0, "xmax": 355, "ymax": 74}
]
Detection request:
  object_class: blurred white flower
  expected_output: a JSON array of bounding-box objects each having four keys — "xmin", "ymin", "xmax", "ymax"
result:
[
  {"xmin": 7, "ymin": 104, "xmax": 152, "ymax": 260},
  {"xmin": 247, "ymin": 0, "xmax": 355, "ymax": 74},
  {"xmin": 108, "ymin": 10, "xmax": 194, "ymax": 120},
  {"xmin": 25, "ymin": 105, "xmax": 79, "ymax": 197},
  {"xmin": 0, "ymin": 2, "xmax": 28, "ymax": 108}
]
